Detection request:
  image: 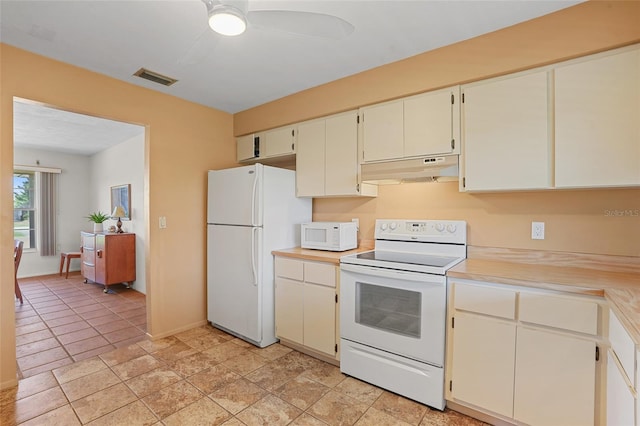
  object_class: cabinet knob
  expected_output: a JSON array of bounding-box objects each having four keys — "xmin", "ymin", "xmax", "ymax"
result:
[{"xmin": 97, "ymin": 249, "xmax": 103, "ymax": 258}]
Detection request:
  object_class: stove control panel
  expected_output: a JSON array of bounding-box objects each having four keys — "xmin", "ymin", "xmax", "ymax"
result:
[{"xmin": 375, "ymin": 219, "xmax": 467, "ymax": 244}]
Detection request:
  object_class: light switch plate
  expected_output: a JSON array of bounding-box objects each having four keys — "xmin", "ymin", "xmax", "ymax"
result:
[{"xmin": 159, "ymin": 216, "xmax": 167, "ymax": 229}]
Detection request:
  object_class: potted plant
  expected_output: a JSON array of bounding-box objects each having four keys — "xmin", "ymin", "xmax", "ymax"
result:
[{"xmin": 86, "ymin": 211, "xmax": 110, "ymax": 233}]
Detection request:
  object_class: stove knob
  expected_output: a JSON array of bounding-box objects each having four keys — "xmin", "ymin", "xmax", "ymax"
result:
[
  {"xmin": 380, "ymin": 223, "xmax": 388, "ymax": 231},
  {"xmin": 447, "ymin": 224, "xmax": 457, "ymax": 233},
  {"xmin": 435, "ymin": 223, "xmax": 445, "ymax": 232},
  {"xmin": 389, "ymin": 222, "xmax": 397, "ymax": 230}
]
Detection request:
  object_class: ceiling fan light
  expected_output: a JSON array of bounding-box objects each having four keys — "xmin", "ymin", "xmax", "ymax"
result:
[{"xmin": 208, "ymin": 5, "xmax": 246, "ymax": 36}]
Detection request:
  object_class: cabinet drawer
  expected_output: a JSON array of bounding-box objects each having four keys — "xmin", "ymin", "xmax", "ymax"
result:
[
  {"xmin": 82, "ymin": 233, "xmax": 95, "ymax": 249},
  {"xmin": 519, "ymin": 292, "xmax": 598, "ymax": 335},
  {"xmin": 609, "ymin": 309, "xmax": 636, "ymax": 384},
  {"xmin": 304, "ymin": 262, "xmax": 336, "ymax": 287},
  {"xmin": 454, "ymin": 282, "xmax": 516, "ymax": 319},
  {"xmin": 275, "ymin": 257, "xmax": 303, "ymax": 281}
]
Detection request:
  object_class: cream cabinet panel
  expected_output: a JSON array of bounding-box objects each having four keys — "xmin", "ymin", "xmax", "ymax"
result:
[
  {"xmin": 453, "ymin": 282, "xmax": 517, "ymax": 319},
  {"xmin": 451, "ymin": 312, "xmax": 516, "ymax": 418},
  {"xmin": 304, "ymin": 262, "xmax": 335, "ymax": 287},
  {"xmin": 609, "ymin": 308, "xmax": 636, "ymax": 382},
  {"xmin": 325, "ymin": 111, "xmax": 360, "ymax": 196},
  {"xmin": 275, "ymin": 257, "xmax": 304, "ymax": 281},
  {"xmin": 361, "ymin": 100, "xmax": 404, "ymax": 162},
  {"xmin": 519, "ymin": 292, "xmax": 598, "ymax": 335},
  {"xmin": 404, "ymin": 87, "xmax": 459, "ymax": 157},
  {"xmin": 303, "ymin": 283, "xmax": 336, "ymax": 356},
  {"xmin": 275, "ymin": 277, "xmax": 303, "ymax": 345},
  {"xmin": 296, "ymin": 119, "xmax": 326, "ymax": 197},
  {"xmin": 555, "ymin": 48, "xmax": 640, "ymax": 188},
  {"xmin": 263, "ymin": 125, "xmax": 296, "ymax": 158},
  {"xmin": 237, "ymin": 134, "xmax": 260, "ymax": 162},
  {"xmin": 462, "ymin": 71, "xmax": 550, "ymax": 191},
  {"xmin": 607, "ymin": 350, "xmax": 636, "ymax": 426},
  {"xmin": 514, "ymin": 327, "xmax": 595, "ymax": 426}
]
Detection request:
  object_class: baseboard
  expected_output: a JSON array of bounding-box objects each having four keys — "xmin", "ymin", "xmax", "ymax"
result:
[
  {"xmin": 146, "ymin": 319, "xmax": 209, "ymax": 340},
  {"xmin": 0, "ymin": 377, "xmax": 18, "ymax": 390}
]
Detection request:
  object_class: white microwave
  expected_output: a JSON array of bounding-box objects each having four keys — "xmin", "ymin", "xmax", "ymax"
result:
[{"xmin": 301, "ymin": 222, "xmax": 358, "ymax": 252}]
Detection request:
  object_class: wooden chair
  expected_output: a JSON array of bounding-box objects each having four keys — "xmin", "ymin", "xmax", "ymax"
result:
[{"xmin": 14, "ymin": 240, "xmax": 24, "ymax": 304}]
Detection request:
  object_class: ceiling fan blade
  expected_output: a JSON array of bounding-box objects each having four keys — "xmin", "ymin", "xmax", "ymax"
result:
[
  {"xmin": 247, "ymin": 10, "xmax": 354, "ymax": 40},
  {"xmin": 177, "ymin": 28, "xmax": 219, "ymax": 65}
]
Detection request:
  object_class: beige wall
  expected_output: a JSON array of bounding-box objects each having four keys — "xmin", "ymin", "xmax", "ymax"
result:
[
  {"xmin": 235, "ymin": 0, "xmax": 640, "ymax": 257},
  {"xmin": 1, "ymin": 44, "xmax": 236, "ymax": 388}
]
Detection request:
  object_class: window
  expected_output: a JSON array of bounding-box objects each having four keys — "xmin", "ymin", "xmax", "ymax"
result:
[{"xmin": 13, "ymin": 171, "xmax": 36, "ymax": 249}]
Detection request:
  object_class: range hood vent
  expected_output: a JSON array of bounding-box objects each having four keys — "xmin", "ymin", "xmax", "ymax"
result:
[
  {"xmin": 133, "ymin": 68, "xmax": 178, "ymax": 86},
  {"xmin": 361, "ymin": 155, "xmax": 459, "ymax": 184}
]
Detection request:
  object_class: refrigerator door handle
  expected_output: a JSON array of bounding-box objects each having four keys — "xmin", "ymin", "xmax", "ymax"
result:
[
  {"xmin": 251, "ymin": 172, "xmax": 258, "ymax": 226},
  {"xmin": 251, "ymin": 227, "xmax": 258, "ymax": 286}
]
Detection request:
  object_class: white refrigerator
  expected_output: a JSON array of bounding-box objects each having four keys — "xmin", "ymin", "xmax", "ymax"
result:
[{"xmin": 207, "ymin": 164, "xmax": 311, "ymax": 347}]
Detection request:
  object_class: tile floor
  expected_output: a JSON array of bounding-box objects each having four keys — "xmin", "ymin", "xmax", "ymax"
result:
[
  {"xmin": 14, "ymin": 272, "xmax": 147, "ymax": 379},
  {"xmin": 5, "ymin": 274, "xmax": 487, "ymax": 425}
]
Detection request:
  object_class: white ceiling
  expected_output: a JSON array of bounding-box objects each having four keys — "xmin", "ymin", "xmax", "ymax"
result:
[{"xmin": 2, "ymin": 0, "xmax": 583, "ymax": 154}]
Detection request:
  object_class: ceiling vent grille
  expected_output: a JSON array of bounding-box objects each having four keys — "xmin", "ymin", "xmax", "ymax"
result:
[{"xmin": 133, "ymin": 68, "xmax": 178, "ymax": 86}]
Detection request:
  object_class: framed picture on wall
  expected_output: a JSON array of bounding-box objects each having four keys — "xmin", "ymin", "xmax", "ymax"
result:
[{"xmin": 110, "ymin": 184, "xmax": 131, "ymax": 220}]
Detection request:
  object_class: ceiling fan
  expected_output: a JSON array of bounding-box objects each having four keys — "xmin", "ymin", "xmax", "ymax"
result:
[
  {"xmin": 178, "ymin": 0, "xmax": 354, "ymax": 64},
  {"xmin": 202, "ymin": 0, "xmax": 355, "ymax": 38}
]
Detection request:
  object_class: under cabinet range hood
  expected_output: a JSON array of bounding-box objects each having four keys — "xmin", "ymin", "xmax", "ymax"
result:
[{"xmin": 360, "ymin": 155, "xmax": 459, "ymax": 184}]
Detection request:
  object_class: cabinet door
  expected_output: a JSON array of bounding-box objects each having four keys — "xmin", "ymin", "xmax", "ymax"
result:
[
  {"xmin": 555, "ymin": 48, "xmax": 640, "ymax": 188},
  {"xmin": 607, "ymin": 350, "xmax": 636, "ymax": 426},
  {"xmin": 514, "ymin": 327, "xmax": 595, "ymax": 426},
  {"xmin": 404, "ymin": 87, "xmax": 459, "ymax": 157},
  {"xmin": 361, "ymin": 100, "xmax": 403, "ymax": 162},
  {"xmin": 325, "ymin": 111, "xmax": 359, "ymax": 196},
  {"xmin": 263, "ymin": 126, "xmax": 296, "ymax": 158},
  {"xmin": 451, "ymin": 312, "xmax": 516, "ymax": 418},
  {"xmin": 462, "ymin": 71, "xmax": 551, "ymax": 191},
  {"xmin": 303, "ymin": 283, "xmax": 336, "ymax": 356},
  {"xmin": 237, "ymin": 134, "xmax": 258, "ymax": 162},
  {"xmin": 296, "ymin": 119, "xmax": 326, "ymax": 197},
  {"xmin": 275, "ymin": 277, "xmax": 303, "ymax": 345}
]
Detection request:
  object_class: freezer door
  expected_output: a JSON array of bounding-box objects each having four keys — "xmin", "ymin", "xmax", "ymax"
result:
[
  {"xmin": 207, "ymin": 164, "xmax": 263, "ymax": 226},
  {"xmin": 207, "ymin": 224, "xmax": 262, "ymax": 343}
]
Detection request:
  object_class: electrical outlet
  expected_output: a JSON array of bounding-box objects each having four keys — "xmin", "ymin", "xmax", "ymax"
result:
[
  {"xmin": 352, "ymin": 218, "xmax": 359, "ymax": 231},
  {"xmin": 531, "ymin": 222, "xmax": 545, "ymax": 240}
]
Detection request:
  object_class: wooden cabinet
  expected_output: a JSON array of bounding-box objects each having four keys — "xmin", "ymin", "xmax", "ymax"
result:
[
  {"xmin": 360, "ymin": 86, "xmax": 460, "ymax": 163},
  {"xmin": 296, "ymin": 110, "xmax": 377, "ymax": 198},
  {"xmin": 607, "ymin": 308, "xmax": 637, "ymax": 425},
  {"xmin": 461, "ymin": 70, "xmax": 551, "ymax": 191},
  {"xmin": 81, "ymin": 232, "xmax": 136, "ymax": 293},
  {"xmin": 263, "ymin": 125, "xmax": 296, "ymax": 158},
  {"xmin": 451, "ymin": 312, "xmax": 516, "ymax": 418},
  {"xmin": 555, "ymin": 47, "xmax": 640, "ymax": 188},
  {"xmin": 274, "ymin": 256, "xmax": 338, "ymax": 360},
  {"xmin": 236, "ymin": 133, "xmax": 260, "ymax": 162},
  {"xmin": 448, "ymin": 279, "xmax": 601, "ymax": 425}
]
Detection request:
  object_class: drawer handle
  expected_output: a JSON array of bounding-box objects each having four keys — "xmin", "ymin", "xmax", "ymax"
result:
[{"xmin": 97, "ymin": 250, "xmax": 103, "ymax": 258}]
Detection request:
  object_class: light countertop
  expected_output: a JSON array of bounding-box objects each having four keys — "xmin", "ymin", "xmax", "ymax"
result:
[{"xmin": 272, "ymin": 241, "xmax": 374, "ymax": 265}]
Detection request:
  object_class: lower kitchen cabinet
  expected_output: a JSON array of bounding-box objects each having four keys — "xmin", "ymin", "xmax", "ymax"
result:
[
  {"xmin": 448, "ymin": 279, "xmax": 602, "ymax": 425},
  {"xmin": 274, "ymin": 256, "xmax": 338, "ymax": 361},
  {"xmin": 607, "ymin": 350, "xmax": 636, "ymax": 426},
  {"xmin": 451, "ymin": 312, "xmax": 516, "ymax": 418}
]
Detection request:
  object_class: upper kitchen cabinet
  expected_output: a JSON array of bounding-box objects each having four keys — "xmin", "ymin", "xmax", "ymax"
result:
[
  {"xmin": 461, "ymin": 70, "xmax": 551, "ymax": 191},
  {"xmin": 263, "ymin": 125, "xmax": 296, "ymax": 158},
  {"xmin": 297, "ymin": 110, "xmax": 377, "ymax": 198},
  {"xmin": 360, "ymin": 86, "xmax": 460, "ymax": 163},
  {"xmin": 236, "ymin": 133, "xmax": 260, "ymax": 162},
  {"xmin": 555, "ymin": 46, "xmax": 640, "ymax": 188},
  {"xmin": 237, "ymin": 125, "xmax": 296, "ymax": 164}
]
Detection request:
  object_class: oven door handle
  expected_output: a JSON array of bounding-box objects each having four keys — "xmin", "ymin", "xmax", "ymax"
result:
[{"xmin": 340, "ymin": 263, "xmax": 443, "ymax": 284}]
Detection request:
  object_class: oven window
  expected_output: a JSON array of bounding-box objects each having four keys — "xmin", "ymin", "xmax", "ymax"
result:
[{"xmin": 355, "ymin": 282, "xmax": 421, "ymax": 338}]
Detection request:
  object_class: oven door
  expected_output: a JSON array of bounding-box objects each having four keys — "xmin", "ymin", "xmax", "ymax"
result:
[{"xmin": 340, "ymin": 263, "xmax": 446, "ymax": 366}]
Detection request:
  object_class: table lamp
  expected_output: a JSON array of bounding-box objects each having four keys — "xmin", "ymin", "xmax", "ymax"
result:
[{"xmin": 111, "ymin": 206, "xmax": 126, "ymax": 233}]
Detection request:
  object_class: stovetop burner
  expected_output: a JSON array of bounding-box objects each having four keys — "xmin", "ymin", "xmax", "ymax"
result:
[{"xmin": 355, "ymin": 251, "xmax": 459, "ymax": 268}]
